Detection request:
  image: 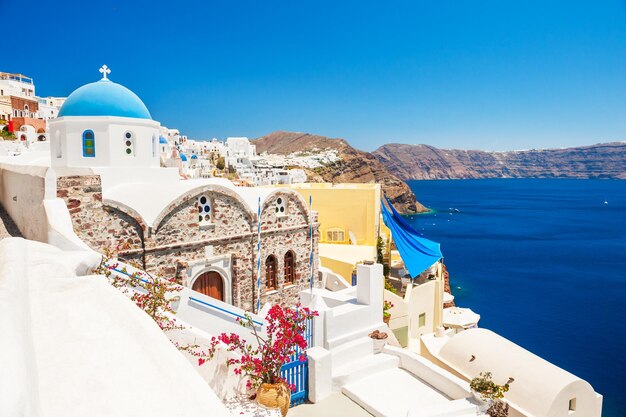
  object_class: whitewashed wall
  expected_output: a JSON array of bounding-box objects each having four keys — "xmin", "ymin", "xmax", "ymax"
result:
[
  {"xmin": 49, "ymin": 116, "xmax": 160, "ymax": 168},
  {"xmin": 0, "ymin": 162, "xmax": 50, "ymax": 241}
]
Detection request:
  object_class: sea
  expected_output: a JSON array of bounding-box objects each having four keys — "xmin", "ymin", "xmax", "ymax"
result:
[{"xmin": 406, "ymin": 179, "xmax": 626, "ymax": 417}]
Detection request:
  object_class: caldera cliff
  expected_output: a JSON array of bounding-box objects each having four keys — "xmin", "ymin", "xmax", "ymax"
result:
[
  {"xmin": 253, "ymin": 131, "xmax": 428, "ymax": 213},
  {"xmin": 373, "ymin": 142, "xmax": 626, "ymax": 180}
]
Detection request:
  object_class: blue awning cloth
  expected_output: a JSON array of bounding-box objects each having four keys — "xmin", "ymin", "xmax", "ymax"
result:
[{"xmin": 381, "ymin": 196, "xmax": 443, "ymax": 278}]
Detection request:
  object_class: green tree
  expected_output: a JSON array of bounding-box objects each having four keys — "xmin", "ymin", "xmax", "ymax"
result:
[{"xmin": 216, "ymin": 156, "xmax": 225, "ymax": 170}]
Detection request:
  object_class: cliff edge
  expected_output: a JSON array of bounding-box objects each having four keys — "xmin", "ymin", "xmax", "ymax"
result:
[
  {"xmin": 373, "ymin": 142, "xmax": 626, "ymax": 180},
  {"xmin": 254, "ymin": 131, "xmax": 428, "ymax": 213}
]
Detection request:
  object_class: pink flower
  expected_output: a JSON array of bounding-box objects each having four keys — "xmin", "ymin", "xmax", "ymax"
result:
[{"xmin": 203, "ymin": 304, "xmax": 317, "ymax": 390}]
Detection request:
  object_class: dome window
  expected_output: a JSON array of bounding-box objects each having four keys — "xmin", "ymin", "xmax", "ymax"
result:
[
  {"xmin": 124, "ymin": 131, "xmax": 135, "ymax": 156},
  {"xmin": 82, "ymin": 130, "xmax": 95, "ymax": 158},
  {"xmin": 197, "ymin": 195, "xmax": 213, "ymax": 226}
]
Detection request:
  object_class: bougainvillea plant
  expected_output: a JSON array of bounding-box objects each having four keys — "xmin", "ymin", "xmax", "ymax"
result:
[
  {"xmin": 201, "ymin": 304, "xmax": 318, "ymax": 392},
  {"xmin": 94, "ymin": 246, "xmax": 200, "ymax": 355}
]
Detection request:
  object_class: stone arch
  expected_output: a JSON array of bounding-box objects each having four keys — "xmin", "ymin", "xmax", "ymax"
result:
[
  {"xmin": 102, "ymin": 199, "xmax": 149, "ymax": 237},
  {"xmin": 152, "ymin": 184, "xmax": 255, "ymax": 233},
  {"xmin": 99, "ymin": 200, "xmax": 148, "ymax": 261},
  {"xmin": 184, "ymin": 254, "xmax": 236, "ymax": 305},
  {"xmin": 189, "ymin": 265, "xmax": 232, "ymax": 304},
  {"xmin": 260, "ymin": 189, "xmax": 311, "ymax": 224}
]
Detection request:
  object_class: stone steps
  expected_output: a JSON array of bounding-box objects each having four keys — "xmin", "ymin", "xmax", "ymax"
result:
[
  {"xmin": 329, "ymin": 336, "xmax": 374, "ymax": 366},
  {"xmin": 342, "ymin": 367, "xmax": 478, "ymax": 417},
  {"xmin": 332, "ymin": 353, "xmax": 399, "ymax": 392}
]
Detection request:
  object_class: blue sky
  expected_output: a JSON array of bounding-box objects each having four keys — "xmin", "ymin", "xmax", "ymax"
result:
[{"xmin": 6, "ymin": 0, "xmax": 626, "ymax": 151}]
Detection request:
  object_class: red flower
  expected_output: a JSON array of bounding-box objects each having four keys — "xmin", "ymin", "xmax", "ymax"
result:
[{"xmin": 200, "ymin": 304, "xmax": 317, "ymax": 391}]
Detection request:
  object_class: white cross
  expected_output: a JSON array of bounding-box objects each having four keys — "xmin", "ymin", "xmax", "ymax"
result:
[{"xmin": 99, "ymin": 65, "xmax": 111, "ymax": 80}]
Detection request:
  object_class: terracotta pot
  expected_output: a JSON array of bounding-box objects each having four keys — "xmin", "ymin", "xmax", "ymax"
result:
[
  {"xmin": 256, "ymin": 382, "xmax": 291, "ymax": 416},
  {"xmin": 383, "ymin": 315, "xmax": 391, "ymax": 325}
]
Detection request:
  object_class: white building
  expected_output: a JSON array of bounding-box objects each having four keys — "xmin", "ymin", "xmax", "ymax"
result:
[
  {"xmin": 226, "ymin": 137, "xmax": 256, "ymax": 158},
  {"xmin": 421, "ymin": 328, "xmax": 603, "ymax": 417},
  {"xmin": 0, "ymin": 71, "xmax": 35, "ymax": 98},
  {"xmin": 37, "ymin": 96, "xmax": 66, "ymax": 120},
  {"xmin": 49, "ymin": 66, "xmax": 160, "ymax": 169}
]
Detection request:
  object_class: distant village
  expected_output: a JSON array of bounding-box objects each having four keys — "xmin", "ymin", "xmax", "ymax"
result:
[{"xmin": 0, "ymin": 70, "xmax": 345, "ymax": 186}]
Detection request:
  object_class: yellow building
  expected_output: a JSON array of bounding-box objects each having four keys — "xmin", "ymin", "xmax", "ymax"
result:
[{"xmin": 274, "ymin": 183, "xmax": 391, "ymax": 281}]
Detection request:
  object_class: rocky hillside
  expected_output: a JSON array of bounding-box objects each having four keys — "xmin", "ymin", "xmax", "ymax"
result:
[
  {"xmin": 254, "ymin": 131, "xmax": 428, "ymax": 213},
  {"xmin": 373, "ymin": 142, "xmax": 626, "ymax": 180}
]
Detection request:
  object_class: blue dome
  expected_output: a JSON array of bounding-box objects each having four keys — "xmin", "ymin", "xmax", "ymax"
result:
[
  {"xmin": 58, "ymin": 79, "xmax": 152, "ymax": 119},
  {"xmin": 180, "ymin": 153, "xmax": 188, "ymax": 162},
  {"xmin": 159, "ymin": 136, "xmax": 168, "ymax": 144},
  {"xmin": 191, "ymin": 154, "xmax": 198, "ymax": 159}
]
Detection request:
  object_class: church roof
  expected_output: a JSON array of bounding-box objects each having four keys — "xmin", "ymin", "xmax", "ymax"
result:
[
  {"xmin": 159, "ymin": 136, "xmax": 168, "ymax": 144},
  {"xmin": 58, "ymin": 79, "xmax": 152, "ymax": 120},
  {"xmin": 180, "ymin": 153, "xmax": 188, "ymax": 162},
  {"xmin": 104, "ymin": 178, "xmax": 277, "ymax": 227},
  {"xmin": 191, "ymin": 154, "xmax": 198, "ymax": 159}
]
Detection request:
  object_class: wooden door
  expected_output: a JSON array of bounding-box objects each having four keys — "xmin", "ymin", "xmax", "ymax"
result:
[{"xmin": 192, "ymin": 271, "xmax": 224, "ymax": 301}]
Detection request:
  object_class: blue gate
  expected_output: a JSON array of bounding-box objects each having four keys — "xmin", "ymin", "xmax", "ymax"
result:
[{"xmin": 280, "ymin": 318, "xmax": 312, "ymax": 406}]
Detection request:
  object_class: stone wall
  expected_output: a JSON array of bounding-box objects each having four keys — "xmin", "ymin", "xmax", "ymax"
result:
[
  {"xmin": 144, "ymin": 188, "xmax": 320, "ymax": 311},
  {"xmin": 258, "ymin": 192, "xmax": 320, "ymax": 307},
  {"xmin": 56, "ymin": 175, "xmax": 145, "ymax": 262},
  {"xmin": 58, "ymin": 175, "xmax": 321, "ymax": 312}
]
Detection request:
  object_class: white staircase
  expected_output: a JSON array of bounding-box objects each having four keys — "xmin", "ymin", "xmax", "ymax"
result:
[
  {"xmin": 342, "ymin": 367, "xmax": 480, "ymax": 417},
  {"xmin": 329, "ymin": 335, "xmax": 400, "ymax": 391},
  {"xmin": 325, "ymin": 335, "xmax": 483, "ymax": 417}
]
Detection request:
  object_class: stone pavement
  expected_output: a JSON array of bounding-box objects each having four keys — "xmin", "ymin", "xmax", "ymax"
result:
[
  {"xmin": 0, "ymin": 204, "xmax": 22, "ymax": 240},
  {"xmin": 289, "ymin": 393, "xmax": 372, "ymax": 417}
]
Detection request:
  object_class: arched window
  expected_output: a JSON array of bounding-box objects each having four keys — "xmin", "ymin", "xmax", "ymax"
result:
[
  {"xmin": 197, "ymin": 194, "xmax": 212, "ymax": 225},
  {"xmin": 265, "ymin": 255, "xmax": 277, "ymax": 290},
  {"xmin": 152, "ymin": 135, "xmax": 157, "ymax": 157},
  {"xmin": 284, "ymin": 251, "xmax": 295, "ymax": 284},
  {"xmin": 82, "ymin": 130, "xmax": 95, "ymax": 157},
  {"xmin": 123, "ymin": 131, "xmax": 135, "ymax": 156}
]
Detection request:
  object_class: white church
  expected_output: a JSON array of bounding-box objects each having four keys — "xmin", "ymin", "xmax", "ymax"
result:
[{"xmin": 49, "ymin": 65, "xmax": 161, "ymax": 169}]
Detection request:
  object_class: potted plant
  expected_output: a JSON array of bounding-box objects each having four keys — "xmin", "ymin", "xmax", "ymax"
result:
[
  {"xmin": 469, "ymin": 372, "xmax": 512, "ymax": 413},
  {"xmin": 203, "ymin": 304, "xmax": 317, "ymax": 416},
  {"xmin": 383, "ymin": 300, "xmax": 394, "ymax": 324}
]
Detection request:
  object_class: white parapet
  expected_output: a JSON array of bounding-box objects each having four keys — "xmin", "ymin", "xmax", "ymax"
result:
[
  {"xmin": 0, "ymin": 238, "xmax": 232, "ymax": 417},
  {"xmin": 307, "ymin": 346, "xmax": 332, "ymax": 403},
  {"xmin": 356, "ymin": 262, "xmax": 383, "ymax": 308}
]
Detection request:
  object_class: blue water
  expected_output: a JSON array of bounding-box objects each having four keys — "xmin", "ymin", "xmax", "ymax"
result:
[{"xmin": 406, "ymin": 179, "xmax": 626, "ymax": 417}]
